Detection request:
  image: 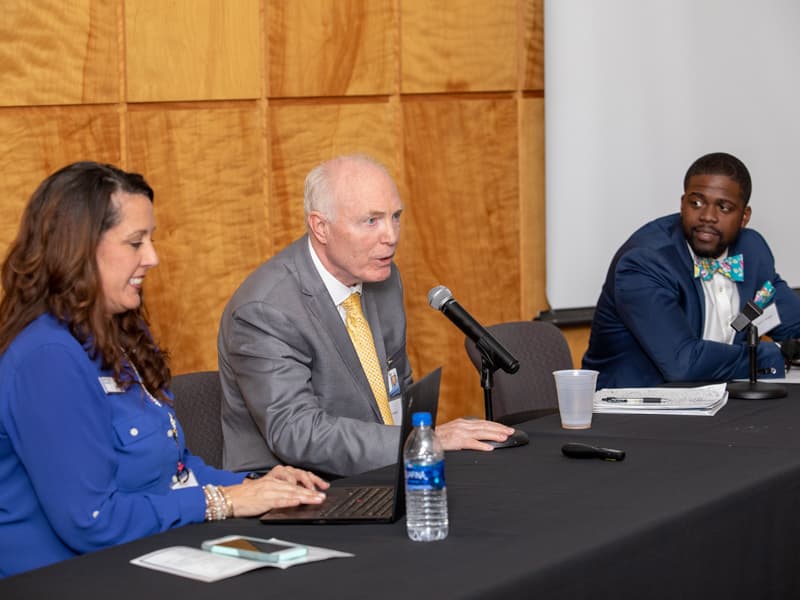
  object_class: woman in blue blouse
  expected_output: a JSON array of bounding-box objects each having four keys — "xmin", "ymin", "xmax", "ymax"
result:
[{"xmin": 0, "ymin": 162, "xmax": 329, "ymax": 578}]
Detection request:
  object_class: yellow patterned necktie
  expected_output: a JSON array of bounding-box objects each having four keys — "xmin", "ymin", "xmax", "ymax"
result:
[{"xmin": 341, "ymin": 292, "xmax": 394, "ymax": 425}]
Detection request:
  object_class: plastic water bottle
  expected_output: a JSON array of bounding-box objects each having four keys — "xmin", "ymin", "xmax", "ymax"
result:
[{"xmin": 403, "ymin": 412, "xmax": 448, "ymax": 541}]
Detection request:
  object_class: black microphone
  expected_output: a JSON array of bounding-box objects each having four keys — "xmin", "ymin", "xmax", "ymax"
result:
[
  {"xmin": 731, "ymin": 300, "xmax": 763, "ymax": 333},
  {"xmin": 727, "ymin": 298, "xmax": 786, "ymax": 400},
  {"xmin": 427, "ymin": 285, "xmax": 519, "ymax": 374}
]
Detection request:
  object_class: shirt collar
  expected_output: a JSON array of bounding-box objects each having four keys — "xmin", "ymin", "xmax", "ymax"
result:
[{"xmin": 307, "ymin": 237, "xmax": 362, "ymax": 307}]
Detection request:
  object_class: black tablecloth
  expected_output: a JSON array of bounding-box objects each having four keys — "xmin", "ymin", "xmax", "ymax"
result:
[
  {"xmin": 527, "ymin": 390, "xmax": 800, "ymax": 450},
  {"xmin": 4, "ymin": 391, "xmax": 800, "ymax": 599}
]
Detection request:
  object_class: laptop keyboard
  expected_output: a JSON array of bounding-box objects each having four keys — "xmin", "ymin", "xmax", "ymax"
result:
[{"xmin": 319, "ymin": 486, "xmax": 394, "ymax": 518}]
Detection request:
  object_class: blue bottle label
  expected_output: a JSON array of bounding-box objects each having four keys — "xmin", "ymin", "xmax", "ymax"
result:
[{"xmin": 405, "ymin": 460, "xmax": 446, "ymax": 491}]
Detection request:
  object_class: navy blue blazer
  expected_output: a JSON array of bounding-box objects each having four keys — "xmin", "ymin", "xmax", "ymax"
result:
[{"xmin": 583, "ymin": 214, "xmax": 800, "ymax": 388}]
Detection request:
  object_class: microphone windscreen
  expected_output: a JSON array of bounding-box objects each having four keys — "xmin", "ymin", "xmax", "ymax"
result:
[{"xmin": 427, "ymin": 285, "xmax": 452, "ymax": 310}]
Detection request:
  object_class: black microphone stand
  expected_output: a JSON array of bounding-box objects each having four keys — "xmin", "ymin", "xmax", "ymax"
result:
[
  {"xmin": 476, "ymin": 338, "xmax": 529, "ymax": 448},
  {"xmin": 727, "ymin": 323, "xmax": 786, "ymax": 400}
]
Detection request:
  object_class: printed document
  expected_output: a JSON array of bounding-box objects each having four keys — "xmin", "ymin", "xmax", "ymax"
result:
[{"xmin": 593, "ymin": 383, "xmax": 728, "ymax": 416}]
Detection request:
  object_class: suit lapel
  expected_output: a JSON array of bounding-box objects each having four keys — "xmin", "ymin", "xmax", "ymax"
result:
[
  {"xmin": 292, "ymin": 238, "xmax": 383, "ymax": 421},
  {"xmin": 670, "ymin": 218, "xmax": 706, "ymax": 335}
]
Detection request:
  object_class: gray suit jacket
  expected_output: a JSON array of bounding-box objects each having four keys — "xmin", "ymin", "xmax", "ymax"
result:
[{"xmin": 218, "ymin": 236, "xmax": 412, "ymax": 477}]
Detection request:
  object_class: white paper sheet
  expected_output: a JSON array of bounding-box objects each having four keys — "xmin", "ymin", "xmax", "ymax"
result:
[{"xmin": 131, "ymin": 538, "xmax": 354, "ymax": 582}]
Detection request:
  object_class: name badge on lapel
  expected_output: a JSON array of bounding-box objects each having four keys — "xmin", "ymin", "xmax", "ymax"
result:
[
  {"xmin": 387, "ymin": 368, "xmax": 401, "ymax": 397},
  {"xmin": 387, "ymin": 367, "xmax": 403, "ymax": 424},
  {"xmin": 98, "ymin": 377, "xmax": 123, "ymax": 394}
]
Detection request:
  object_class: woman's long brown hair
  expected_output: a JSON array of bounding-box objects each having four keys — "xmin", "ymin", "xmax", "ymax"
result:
[{"xmin": 0, "ymin": 162, "xmax": 170, "ymax": 401}]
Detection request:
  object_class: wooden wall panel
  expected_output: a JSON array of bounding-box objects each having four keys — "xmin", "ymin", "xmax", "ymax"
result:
[
  {"xmin": 520, "ymin": 96, "xmax": 547, "ymax": 318},
  {"xmin": 125, "ymin": 0, "xmax": 261, "ymax": 102},
  {"xmin": 0, "ymin": 0, "xmax": 579, "ymax": 434},
  {"xmin": 401, "ymin": 0, "xmax": 517, "ymax": 93},
  {"xmin": 267, "ymin": 0, "xmax": 397, "ymax": 97},
  {"xmin": 0, "ymin": 0, "xmax": 119, "ymax": 106},
  {"xmin": 401, "ymin": 96, "xmax": 519, "ymax": 420},
  {"xmin": 126, "ymin": 105, "xmax": 267, "ymax": 374},
  {"xmin": 0, "ymin": 106, "xmax": 121, "ymax": 250},
  {"xmin": 564, "ymin": 326, "xmax": 590, "ymax": 370},
  {"xmin": 522, "ymin": 0, "xmax": 545, "ymax": 90},
  {"xmin": 268, "ymin": 99, "xmax": 400, "ymax": 249}
]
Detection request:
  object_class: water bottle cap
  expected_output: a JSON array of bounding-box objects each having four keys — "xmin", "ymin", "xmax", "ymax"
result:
[{"xmin": 411, "ymin": 412, "xmax": 432, "ymax": 427}]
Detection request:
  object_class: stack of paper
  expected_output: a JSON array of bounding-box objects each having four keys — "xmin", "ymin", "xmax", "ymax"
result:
[{"xmin": 593, "ymin": 383, "xmax": 728, "ymax": 416}]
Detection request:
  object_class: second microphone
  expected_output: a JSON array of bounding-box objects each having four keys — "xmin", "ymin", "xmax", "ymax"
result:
[{"xmin": 427, "ymin": 285, "xmax": 519, "ymax": 374}]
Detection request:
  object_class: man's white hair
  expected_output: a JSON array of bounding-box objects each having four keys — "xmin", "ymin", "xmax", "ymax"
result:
[{"xmin": 303, "ymin": 154, "xmax": 392, "ymax": 226}]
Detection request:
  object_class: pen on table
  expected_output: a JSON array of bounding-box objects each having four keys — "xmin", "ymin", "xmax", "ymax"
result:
[{"xmin": 601, "ymin": 397, "xmax": 666, "ymax": 403}]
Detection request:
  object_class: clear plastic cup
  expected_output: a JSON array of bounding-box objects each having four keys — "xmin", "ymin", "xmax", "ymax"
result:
[{"xmin": 552, "ymin": 369, "xmax": 599, "ymax": 429}]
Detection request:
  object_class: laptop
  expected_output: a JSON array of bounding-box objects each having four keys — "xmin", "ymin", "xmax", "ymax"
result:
[{"xmin": 260, "ymin": 368, "xmax": 441, "ymax": 524}]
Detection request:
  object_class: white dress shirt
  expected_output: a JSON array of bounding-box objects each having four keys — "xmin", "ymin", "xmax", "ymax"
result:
[{"xmin": 689, "ymin": 245, "xmax": 740, "ymax": 344}]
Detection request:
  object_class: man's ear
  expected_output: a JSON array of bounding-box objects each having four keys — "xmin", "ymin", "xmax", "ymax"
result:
[
  {"xmin": 741, "ymin": 205, "xmax": 752, "ymax": 228},
  {"xmin": 308, "ymin": 211, "xmax": 328, "ymax": 244}
]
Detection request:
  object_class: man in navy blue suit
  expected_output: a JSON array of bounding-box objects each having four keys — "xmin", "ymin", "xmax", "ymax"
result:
[{"xmin": 583, "ymin": 152, "xmax": 800, "ymax": 388}]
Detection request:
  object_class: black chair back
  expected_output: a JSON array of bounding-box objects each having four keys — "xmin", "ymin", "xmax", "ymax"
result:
[
  {"xmin": 464, "ymin": 321, "xmax": 573, "ymax": 422},
  {"xmin": 170, "ymin": 370, "xmax": 224, "ymax": 469}
]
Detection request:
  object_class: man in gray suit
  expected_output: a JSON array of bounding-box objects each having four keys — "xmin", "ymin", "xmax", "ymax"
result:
[{"xmin": 218, "ymin": 154, "xmax": 512, "ymax": 477}]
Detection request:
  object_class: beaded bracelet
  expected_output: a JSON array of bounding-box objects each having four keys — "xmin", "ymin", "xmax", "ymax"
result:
[
  {"xmin": 203, "ymin": 484, "xmax": 233, "ymax": 521},
  {"xmin": 219, "ymin": 486, "xmax": 235, "ymax": 518}
]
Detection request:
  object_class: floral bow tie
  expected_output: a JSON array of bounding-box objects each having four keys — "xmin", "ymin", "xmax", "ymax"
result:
[{"xmin": 694, "ymin": 254, "xmax": 744, "ymax": 282}]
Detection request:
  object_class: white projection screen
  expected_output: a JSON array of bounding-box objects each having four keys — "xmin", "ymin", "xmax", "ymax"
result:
[{"xmin": 544, "ymin": 0, "xmax": 800, "ymax": 310}]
